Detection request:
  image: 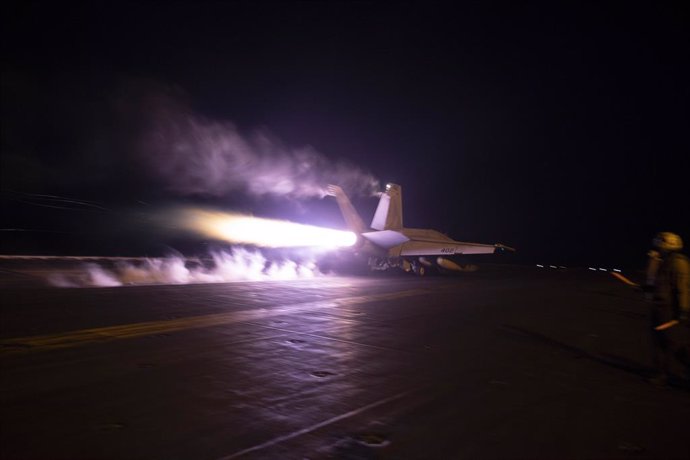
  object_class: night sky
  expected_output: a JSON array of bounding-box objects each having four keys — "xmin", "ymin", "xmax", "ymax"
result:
[{"xmin": 1, "ymin": 1, "xmax": 688, "ymax": 267}]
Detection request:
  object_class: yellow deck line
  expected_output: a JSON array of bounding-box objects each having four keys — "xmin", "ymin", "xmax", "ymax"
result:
[{"xmin": 0, "ymin": 289, "xmax": 428, "ymax": 355}]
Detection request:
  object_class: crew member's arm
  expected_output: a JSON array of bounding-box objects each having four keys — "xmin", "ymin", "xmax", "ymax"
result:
[
  {"xmin": 644, "ymin": 250, "xmax": 662, "ymax": 299},
  {"xmin": 674, "ymin": 256, "xmax": 690, "ymax": 321}
]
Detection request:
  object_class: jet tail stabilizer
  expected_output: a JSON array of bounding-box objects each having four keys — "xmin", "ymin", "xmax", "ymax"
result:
[
  {"xmin": 326, "ymin": 185, "xmax": 367, "ymax": 234},
  {"xmin": 371, "ymin": 183, "xmax": 403, "ymax": 231}
]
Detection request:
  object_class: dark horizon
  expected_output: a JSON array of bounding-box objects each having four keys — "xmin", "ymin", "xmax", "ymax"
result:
[{"xmin": 1, "ymin": 1, "xmax": 688, "ymax": 269}]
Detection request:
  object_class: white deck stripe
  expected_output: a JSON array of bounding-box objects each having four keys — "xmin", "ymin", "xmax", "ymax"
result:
[{"xmin": 217, "ymin": 390, "xmax": 411, "ymax": 459}]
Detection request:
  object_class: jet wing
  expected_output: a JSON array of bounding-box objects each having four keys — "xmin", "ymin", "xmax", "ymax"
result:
[{"xmin": 397, "ymin": 240, "xmax": 502, "ymax": 256}]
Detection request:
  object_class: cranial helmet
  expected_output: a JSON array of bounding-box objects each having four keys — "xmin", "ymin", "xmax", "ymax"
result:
[{"xmin": 653, "ymin": 232, "xmax": 684, "ymax": 252}]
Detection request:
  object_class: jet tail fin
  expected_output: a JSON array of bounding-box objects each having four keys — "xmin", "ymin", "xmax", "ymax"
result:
[
  {"xmin": 326, "ymin": 185, "xmax": 367, "ymax": 234},
  {"xmin": 371, "ymin": 183, "xmax": 403, "ymax": 230}
]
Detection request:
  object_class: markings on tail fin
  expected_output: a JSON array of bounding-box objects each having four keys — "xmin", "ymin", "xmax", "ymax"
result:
[{"xmin": 371, "ymin": 183, "xmax": 403, "ymax": 230}]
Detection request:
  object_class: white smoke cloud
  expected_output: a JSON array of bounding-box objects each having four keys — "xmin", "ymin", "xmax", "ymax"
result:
[
  {"xmin": 136, "ymin": 86, "xmax": 379, "ymax": 199},
  {"xmin": 46, "ymin": 249, "xmax": 323, "ymax": 288}
]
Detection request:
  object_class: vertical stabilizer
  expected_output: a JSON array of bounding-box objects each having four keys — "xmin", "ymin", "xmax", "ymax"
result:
[
  {"xmin": 371, "ymin": 183, "xmax": 403, "ymax": 230},
  {"xmin": 326, "ymin": 185, "xmax": 367, "ymax": 234}
]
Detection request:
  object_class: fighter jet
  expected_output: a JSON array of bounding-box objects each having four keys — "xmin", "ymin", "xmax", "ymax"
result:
[{"xmin": 327, "ymin": 183, "xmax": 514, "ymax": 275}]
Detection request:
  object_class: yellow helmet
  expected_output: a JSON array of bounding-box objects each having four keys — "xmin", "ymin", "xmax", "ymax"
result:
[{"xmin": 653, "ymin": 232, "xmax": 683, "ymax": 252}]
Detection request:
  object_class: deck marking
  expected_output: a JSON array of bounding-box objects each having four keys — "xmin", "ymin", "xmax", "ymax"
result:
[
  {"xmin": 0, "ymin": 289, "xmax": 428, "ymax": 355},
  {"xmin": 217, "ymin": 390, "xmax": 412, "ymax": 459}
]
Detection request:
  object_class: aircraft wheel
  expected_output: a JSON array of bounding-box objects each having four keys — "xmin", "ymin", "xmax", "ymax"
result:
[{"xmin": 412, "ymin": 263, "xmax": 426, "ymax": 276}]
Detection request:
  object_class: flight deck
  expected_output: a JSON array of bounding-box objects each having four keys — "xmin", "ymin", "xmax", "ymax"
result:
[{"xmin": 1, "ymin": 263, "xmax": 688, "ymax": 459}]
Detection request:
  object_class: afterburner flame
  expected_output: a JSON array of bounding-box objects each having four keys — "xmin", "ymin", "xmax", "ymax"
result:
[{"xmin": 179, "ymin": 209, "xmax": 356, "ymax": 248}]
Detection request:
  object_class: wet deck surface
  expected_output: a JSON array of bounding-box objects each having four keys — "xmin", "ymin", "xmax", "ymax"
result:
[{"xmin": 1, "ymin": 265, "xmax": 689, "ymax": 459}]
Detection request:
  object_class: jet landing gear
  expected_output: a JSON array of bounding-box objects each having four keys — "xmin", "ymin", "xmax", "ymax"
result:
[
  {"xmin": 368, "ymin": 257, "xmax": 428, "ymax": 276},
  {"xmin": 368, "ymin": 257, "xmax": 391, "ymax": 272},
  {"xmin": 411, "ymin": 261, "xmax": 426, "ymax": 277}
]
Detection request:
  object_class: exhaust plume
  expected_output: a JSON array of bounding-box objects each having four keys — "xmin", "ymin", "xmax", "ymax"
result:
[
  {"xmin": 47, "ymin": 249, "xmax": 324, "ymax": 287},
  {"xmin": 136, "ymin": 86, "xmax": 379, "ymax": 199},
  {"xmin": 175, "ymin": 208, "xmax": 356, "ymax": 248}
]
